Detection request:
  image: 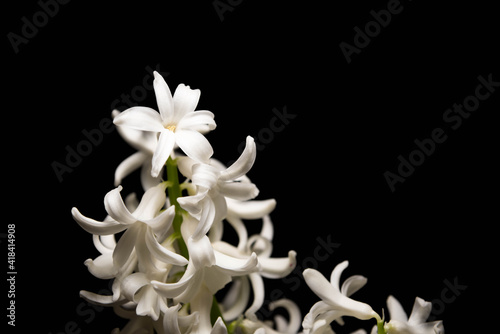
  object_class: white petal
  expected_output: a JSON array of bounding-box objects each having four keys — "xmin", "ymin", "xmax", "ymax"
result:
[
  {"xmin": 152, "ymin": 273, "xmax": 194, "ymax": 299},
  {"xmin": 163, "ymin": 304, "xmax": 183, "ymax": 334},
  {"xmin": 303, "ymin": 267, "xmax": 376, "ymax": 320},
  {"xmin": 258, "ymin": 250, "xmax": 297, "ymax": 279},
  {"xmin": 221, "ymin": 277, "xmax": 250, "ymax": 321},
  {"xmin": 245, "ymin": 273, "xmax": 264, "ymax": 319},
  {"xmin": 303, "ymin": 266, "xmax": 340, "ymax": 305},
  {"xmin": 302, "ymin": 301, "xmax": 332, "ymax": 330},
  {"xmin": 140, "ymin": 158, "xmax": 163, "ymax": 190},
  {"xmin": 145, "ymin": 227, "xmax": 188, "ymax": 266},
  {"xmin": 219, "ymin": 182, "xmax": 259, "ymax": 201},
  {"xmin": 193, "ymin": 197, "xmax": 216, "ymax": 240},
  {"xmin": 163, "ymin": 304, "xmax": 200, "ymax": 334},
  {"xmin": 121, "ymin": 272, "xmax": 149, "ymax": 301},
  {"xmin": 113, "ymin": 112, "xmax": 158, "ymax": 154},
  {"xmin": 153, "ymin": 71, "xmax": 174, "ymax": 123},
  {"xmin": 72, "ymin": 207, "xmax": 127, "ymax": 235},
  {"xmin": 204, "ymin": 267, "xmax": 232, "ymax": 294},
  {"xmin": 151, "ymin": 129, "xmax": 175, "ymax": 178},
  {"xmin": 177, "ymin": 156, "xmax": 197, "ymax": 179},
  {"xmin": 408, "ymin": 297, "xmax": 432, "ymax": 326},
  {"xmin": 114, "ymin": 151, "xmax": 149, "ymax": 186},
  {"xmin": 92, "ymin": 234, "xmax": 116, "ymax": 254},
  {"xmin": 177, "ymin": 110, "xmax": 216, "ymax": 134},
  {"xmin": 226, "ymin": 198, "xmax": 276, "ymax": 219},
  {"xmin": 80, "ymin": 290, "xmax": 119, "ymax": 306},
  {"xmin": 143, "ymin": 204, "xmax": 175, "ymax": 237},
  {"xmin": 262, "ymin": 218, "xmax": 275, "ymax": 245},
  {"xmin": 341, "ymin": 275, "xmax": 368, "ymax": 297},
  {"xmin": 113, "ymin": 106, "xmax": 164, "ymax": 132},
  {"xmin": 104, "ymin": 186, "xmax": 138, "ymax": 225},
  {"xmin": 214, "ymin": 250, "xmax": 258, "ymax": 276},
  {"xmin": 175, "ymin": 129, "xmax": 213, "ymax": 163},
  {"xmin": 269, "ymin": 299, "xmax": 302, "ymax": 334},
  {"xmin": 190, "ymin": 285, "xmax": 214, "ymax": 334},
  {"xmin": 386, "ymin": 295, "xmax": 408, "ymax": 322},
  {"xmin": 188, "ymin": 235, "xmax": 216, "ymax": 269},
  {"xmin": 191, "ymin": 163, "xmax": 219, "ymax": 189},
  {"xmin": 173, "ymin": 84, "xmax": 201, "ymax": 122},
  {"xmin": 211, "ymin": 317, "xmax": 228, "ymax": 334},
  {"xmin": 178, "ymin": 191, "xmax": 207, "ymax": 219},
  {"xmin": 84, "ymin": 254, "xmax": 117, "ymax": 279},
  {"xmin": 177, "ymin": 310, "xmax": 200, "ymax": 333},
  {"xmin": 212, "ymin": 193, "xmax": 228, "ymax": 228},
  {"xmin": 136, "ymin": 286, "xmax": 161, "ymax": 321},
  {"xmin": 219, "ymin": 136, "xmax": 256, "ymax": 181},
  {"xmin": 113, "ymin": 224, "xmax": 140, "ymax": 268}
]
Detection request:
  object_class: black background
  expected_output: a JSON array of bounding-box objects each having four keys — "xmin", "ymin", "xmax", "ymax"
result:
[{"xmin": 5, "ymin": 0, "xmax": 499, "ymax": 333}]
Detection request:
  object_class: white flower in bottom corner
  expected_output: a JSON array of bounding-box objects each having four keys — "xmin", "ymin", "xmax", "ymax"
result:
[
  {"xmin": 302, "ymin": 261, "xmax": 379, "ymax": 334},
  {"xmin": 380, "ymin": 296, "xmax": 444, "ymax": 334}
]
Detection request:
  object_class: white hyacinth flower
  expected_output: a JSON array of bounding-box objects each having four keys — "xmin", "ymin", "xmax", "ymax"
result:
[
  {"xmin": 379, "ymin": 296, "xmax": 444, "ymax": 334},
  {"xmin": 72, "ymin": 183, "xmax": 188, "ymax": 268},
  {"xmin": 113, "ymin": 71, "xmax": 216, "ymax": 177},
  {"xmin": 303, "ymin": 261, "xmax": 379, "ymax": 334},
  {"xmin": 152, "ymin": 215, "xmax": 259, "ymax": 304},
  {"xmin": 177, "ymin": 136, "xmax": 259, "ymax": 241}
]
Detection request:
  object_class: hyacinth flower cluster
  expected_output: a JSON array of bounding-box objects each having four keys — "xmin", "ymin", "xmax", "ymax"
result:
[{"xmin": 72, "ymin": 72, "xmax": 444, "ymax": 334}]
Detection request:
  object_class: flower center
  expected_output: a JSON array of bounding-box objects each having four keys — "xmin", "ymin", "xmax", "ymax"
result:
[{"xmin": 165, "ymin": 124, "xmax": 177, "ymax": 132}]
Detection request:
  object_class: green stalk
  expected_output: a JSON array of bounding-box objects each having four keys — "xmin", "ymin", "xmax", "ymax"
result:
[
  {"xmin": 210, "ymin": 296, "xmax": 226, "ymax": 327},
  {"xmin": 165, "ymin": 157, "xmax": 189, "ymax": 260},
  {"xmin": 166, "ymin": 158, "xmax": 226, "ymax": 327},
  {"xmin": 377, "ymin": 317, "xmax": 387, "ymax": 334}
]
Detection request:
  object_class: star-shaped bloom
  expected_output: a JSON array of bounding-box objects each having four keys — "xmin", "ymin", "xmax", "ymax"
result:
[
  {"xmin": 113, "ymin": 72, "xmax": 216, "ymax": 177},
  {"xmin": 176, "ymin": 136, "xmax": 259, "ymax": 241},
  {"xmin": 378, "ymin": 296, "xmax": 444, "ymax": 334},
  {"xmin": 72, "ymin": 183, "xmax": 188, "ymax": 269},
  {"xmin": 303, "ymin": 261, "xmax": 379, "ymax": 334}
]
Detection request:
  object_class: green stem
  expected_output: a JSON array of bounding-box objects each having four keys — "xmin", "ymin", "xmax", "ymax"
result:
[
  {"xmin": 210, "ymin": 296, "xmax": 226, "ymax": 327},
  {"xmin": 377, "ymin": 317, "xmax": 387, "ymax": 334},
  {"xmin": 165, "ymin": 157, "xmax": 189, "ymax": 260},
  {"xmin": 166, "ymin": 158, "xmax": 226, "ymax": 327}
]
